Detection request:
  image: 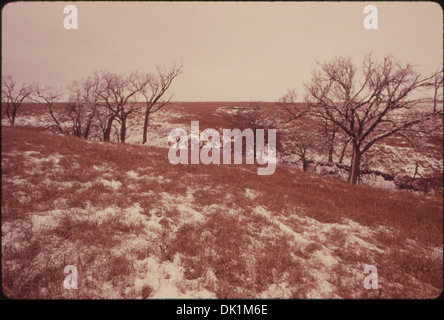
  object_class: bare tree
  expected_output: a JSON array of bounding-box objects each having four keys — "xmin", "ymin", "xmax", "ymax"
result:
[
  {"xmin": 236, "ymin": 104, "xmax": 267, "ymax": 130},
  {"xmin": 230, "ymin": 103, "xmax": 275, "ymax": 159},
  {"xmin": 95, "ymin": 70, "xmax": 147, "ymax": 143},
  {"xmin": 337, "ymin": 136, "xmax": 351, "ymax": 165},
  {"xmin": 34, "ymin": 85, "xmax": 64, "ymax": 133},
  {"xmin": 275, "ymin": 90, "xmax": 341, "ymax": 171},
  {"xmin": 139, "ymin": 64, "xmax": 183, "ymax": 144},
  {"xmin": 1, "ymin": 75, "xmax": 35, "ymax": 126},
  {"xmin": 323, "ymin": 119, "xmax": 339, "ymax": 163},
  {"xmin": 275, "ymin": 89, "xmax": 309, "ymax": 122},
  {"xmin": 304, "ymin": 54, "xmax": 443, "ymax": 184},
  {"xmin": 278, "ymin": 123, "xmax": 326, "ymax": 172},
  {"xmin": 94, "ymin": 104, "xmax": 115, "ymax": 142},
  {"xmin": 67, "ymin": 76, "xmax": 101, "ymax": 139}
]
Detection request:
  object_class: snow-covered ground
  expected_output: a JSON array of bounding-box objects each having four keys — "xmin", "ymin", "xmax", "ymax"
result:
[
  {"xmin": 5, "ymin": 105, "xmax": 441, "ymax": 193},
  {"xmin": 1, "ymin": 104, "xmax": 442, "ymax": 299}
]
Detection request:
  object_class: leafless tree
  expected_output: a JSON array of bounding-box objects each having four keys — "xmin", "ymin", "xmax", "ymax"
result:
[
  {"xmin": 304, "ymin": 54, "xmax": 443, "ymax": 184},
  {"xmin": 236, "ymin": 104, "xmax": 267, "ymax": 129},
  {"xmin": 67, "ymin": 76, "xmax": 101, "ymax": 139},
  {"xmin": 278, "ymin": 123, "xmax": 327, "ymax": 172},
  {"xmin": 276, "ymin": 90, "xmax": 339, "ymax": 164},
  {"xmin": 34, "ymin": 85, "xmax": 65, "ymax": 133},
  {"xmin": 231, "ymin": 103, "xmax": 274, "ymax": 158},
  {"xmin": 1, "ymin": 75, "xmax": 35, "ymax": 126},
  {"xmin": 323, "ymin": 119, "xmax": 339, "ymax": 163},
  {"xmin": 94, "ymin": 70, "xmax": 148, "ymax": 143},
  {"xmin": 337, "ymin": 136, "xmax": 351, "ymax": 165},
  {"xmin": 275, "ymin": 89, "xmax": 309, "ymax": 123},
  {"xmin": 138, "ymin": 64, "xmax": 183, "ymax": 144},
  {"xmin": 94, "ymin": 104, "xmax": 115, "ymax": 142}
]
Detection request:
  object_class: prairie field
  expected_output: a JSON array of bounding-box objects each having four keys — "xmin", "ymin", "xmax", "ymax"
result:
[{"xmin": 1, "ymin": 102, "xmax": 443, "ymax": 299}]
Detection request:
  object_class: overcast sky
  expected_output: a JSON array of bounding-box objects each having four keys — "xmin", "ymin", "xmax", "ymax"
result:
[{"xmin": 2, "ymin": 1, "xmax": 443, "ymax": 101}]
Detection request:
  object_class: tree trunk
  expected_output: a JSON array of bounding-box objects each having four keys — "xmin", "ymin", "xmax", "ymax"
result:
[
  {"xmin": 142, "ymin": 110, "xmax": 150, "ymax": 144},
  {"xmin": 348, "ymin": 144, "xmax": 361, "ymax": 185},
  {"xmin": 104, "ymin": 116, "xmax": 115, "ymax": 142},
  {"xmin": 302, "ymin": 158, "xmax": 308, "ymax": 172},
  {"xmin": 339, "ymin": 139, "xmax": 349, "ymax": 164},
  {"xmin": 328, "ymin": 144, "xmax": 334, "ymax": 163},
  {"xmin": 120, "ymin": 117, "xmax": 127, "ymax": 144},
  {"xmin": 83, "ymin": 122, "xmax": 91, "ymax": 139},
  {"xmin": 75, "ymin": 118, "xmax": 82, "ymax": 137},
  {"xmin": 73, "ymin": 121, "xmax": 80, "ymax": 137},
  {"xmin": 327, "ymin": 129, "xmax": 336, "ymax": 163},
  {"xmin": 11, "ymin": 108, "xmax": 17, "ymax": 126},
  {"xmin": 83, "ymin": 114, "xmax": 94, "ymax": 140}
]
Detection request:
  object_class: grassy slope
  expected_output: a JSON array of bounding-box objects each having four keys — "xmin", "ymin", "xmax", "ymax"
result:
[{"xmin": 2, "ymin": 124, "xmax": 442, "ymax": 299}]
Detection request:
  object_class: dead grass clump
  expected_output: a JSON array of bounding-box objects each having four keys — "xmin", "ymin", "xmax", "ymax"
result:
[
  {"xmin": 192, "ymin": 188, "xmax": 226, "ymax": 207},
  {"xmin": 141, "ymin": 284, "xmax": 154, "ymax": 299},
  {"xmin": 307, "ymin": 208, "xmax": 343, "ymax": 224},
  {"xmin": 104, "ymin": 212, "xmax": 146, "ymax": 236},
  {"xmin": 53, "ymin": 213, "xmax": 110, "ymax": 246},
  {"xmin": 303, "ymin": 242, "xmax": 323, "ymax": 255},
  {"xmin": 159, "ymin": 182, "xmax": 188, "ymax": 195},
  {"xmin": 1, "ymin": 188, "xmax": 29, "ymax": 221},
  {"xmin": 253, "ymin": 237, "xmax": 305, "ymax": 293},
  {"xmin": 52, "ymin": 212, "xmax": 127, "ymax": 248},
  {"xmin": 69, "ymin": 183, "xmax": 116, "ymax": 209},
  {"xmin": 2, "ymin": 258, "xmax": 65, "ymax": 299},
  {"xmin": 165, "ymin": 211, "xmax": 306, "ymax": 298},
  {"xmin": 373, "ymin": 248, "xmax": 443, "ymax": 298},
  {"xmin": 106, "ymin": 255, "xmax": 134, "ymax": 282},
  {"xmin": 333, "ymin": 245, "xmax": 372, "ymax": 264},
  {"xmin": 2, "ymin": 219, "xmax": 67, "ymax": 299},
  {"xmin": 161, "ymin": 223, "xmax": 201, "ymax": 262}
]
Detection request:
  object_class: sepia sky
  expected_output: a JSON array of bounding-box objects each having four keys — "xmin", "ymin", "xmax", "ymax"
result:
[{"xmin": 2, "ymin": 1, "xmax": 443, "ymax": 101}]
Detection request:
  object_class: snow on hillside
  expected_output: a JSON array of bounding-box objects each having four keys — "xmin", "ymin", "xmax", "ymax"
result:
[
  {"xmin": 4, "ymin": 104, "xmax": 441, "ymax": 193},
  {"xmin": 1, "ymin": 104, "xmax": 443, "ymax": 299}
]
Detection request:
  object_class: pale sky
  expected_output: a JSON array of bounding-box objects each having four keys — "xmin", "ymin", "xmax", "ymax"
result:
[{"xmin": 2, "ymin": 1, "xmax": 443, "ymax": 101}]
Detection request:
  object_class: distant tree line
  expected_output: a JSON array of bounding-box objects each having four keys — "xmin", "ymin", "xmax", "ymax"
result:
[{"xmin": 1, "ymin": 63, "xmax": 182, "ymax": 144}]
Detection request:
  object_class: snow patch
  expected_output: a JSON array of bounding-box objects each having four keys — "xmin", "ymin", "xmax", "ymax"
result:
[{"xmin": 100, "ymin": 179, "xmax": 122, "ymax": 190}]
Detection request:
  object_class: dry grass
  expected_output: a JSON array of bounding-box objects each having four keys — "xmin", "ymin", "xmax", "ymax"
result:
[
  {"xmin": 1, "ymin": 119, "xmax": 442, "ymax": 298},
  {"xmin": 163, "ymin": 211, "xmax": 306, "ymax": 298}
]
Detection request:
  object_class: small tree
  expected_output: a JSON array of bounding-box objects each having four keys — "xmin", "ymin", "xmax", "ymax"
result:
[
  {"xmin": 35, "ymin": 85, "xmax": 64, "ymax": 133},
  {"xmin": 95, "ymin": 70, "xmax": 147, "ymax": 143},
  {"xmin": 1, "ymin": 75, "xmax": 34, "ymax": 126},
  {"xmin": 304, "ymin": 54, "xmax": 443, "ymax": 184},
  {"xmin": 67, "ymin": 76, "xmax": 101, "ymax": 139},
  {"xmin": 139, "ymin": 64, "xmax": 183, "ymax": 144},
  {"xmin": 94, "ymin": 104, "xmax": 115, "ymax": 142},
  {"xmin": 278, "ymin": 125, "xmax": 326, "ymax": 172},
  {"xmin": 274, "ymin": 95, "xmax": 327, "ymax": 172},
  {"xmin": 231, "ymin": 103, "xmax": 274, "ymax": 159},
  {"xmin": 275, "ymin": 90, "xmax": 309, "ymax": 122},
  {"xmin": 323, "ymin": 119, "xmax": 339, "ymax": 163},
  {"xmin": 276, "ymin": 90, "xmax": 338, "ymax": 163}
]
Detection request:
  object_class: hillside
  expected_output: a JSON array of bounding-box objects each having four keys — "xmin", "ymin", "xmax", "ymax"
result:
[
  {"xmin": 2, "ymin": 121, "xmax": 442, "ymax": 298},
  {"xmin": 4, "ymin": 102, "xmax": 443, "ymax": 192}
]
